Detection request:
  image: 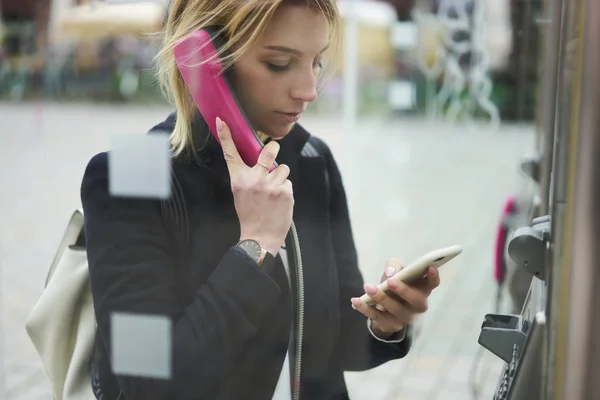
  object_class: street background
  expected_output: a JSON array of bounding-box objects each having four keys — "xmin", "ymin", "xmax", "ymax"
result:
[
  {"xmin": 1, "ymin": 102, "xmax": 534, "ymax": 399},
  {"xmin": 1, "ymin": 0, "xmax": 541, "ymax": 398}
]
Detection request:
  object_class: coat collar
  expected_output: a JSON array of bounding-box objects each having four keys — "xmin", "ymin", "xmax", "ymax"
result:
[{"xmin": 156, "ymin": 111, "xmax": 312, "ymax": 183}]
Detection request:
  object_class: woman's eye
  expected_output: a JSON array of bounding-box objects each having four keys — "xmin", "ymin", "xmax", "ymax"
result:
[
  {"xmin": 267, "ymin": 63, "xmax": 289, "ymax": 72},
  {"xmin": 313, "ymin": 61, "xmax": 323, "ymax": 70}
]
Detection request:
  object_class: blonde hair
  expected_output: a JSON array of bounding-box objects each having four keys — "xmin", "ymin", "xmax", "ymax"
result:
[{"xmin": 155, "ymin": 0, "xmax": 342, "ymax": 158}]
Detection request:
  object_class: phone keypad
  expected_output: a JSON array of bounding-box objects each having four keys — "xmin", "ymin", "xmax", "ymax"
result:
[{"xmin": 493, "ymin": 344, "xmax": 519, "ymax": 400}]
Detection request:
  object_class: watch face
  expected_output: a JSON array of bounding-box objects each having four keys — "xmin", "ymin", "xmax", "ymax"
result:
[{"xmin": 238, "ymin": 239, "xmax": 262, "ymax": 262}]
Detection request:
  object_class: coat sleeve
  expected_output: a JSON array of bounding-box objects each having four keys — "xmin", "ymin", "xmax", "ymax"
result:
[
  {"xmin": 81, "ymin": 152, "xmax": 282, "ymax": 399},
  {"xmin": 311, "ymin": 138, "xmax": 412, "ymax": 371}
]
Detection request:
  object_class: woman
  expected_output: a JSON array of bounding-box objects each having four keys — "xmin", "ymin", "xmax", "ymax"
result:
[{"xmin": 81, "ymin": 0, "xmax": 441, "ymax": 399}]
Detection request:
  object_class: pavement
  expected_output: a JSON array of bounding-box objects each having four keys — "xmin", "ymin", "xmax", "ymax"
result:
[{"xmin": 0, "ymin": 101, "xmax": 535, "ymax": 399}]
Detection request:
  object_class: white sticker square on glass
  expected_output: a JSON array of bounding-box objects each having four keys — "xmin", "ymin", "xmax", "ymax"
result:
[
  {"xmin": 111, "ymin": 312, "xmax": 171, "ymax": 380},
  {"xmin": 109, "ymin": 133, "xmax": 170, "ymax": 199}
]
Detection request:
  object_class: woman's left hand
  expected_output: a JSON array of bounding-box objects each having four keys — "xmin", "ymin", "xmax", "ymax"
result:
[{"xmin": 350, "ymin": 258, "xmax": 440, "ymax": 339}]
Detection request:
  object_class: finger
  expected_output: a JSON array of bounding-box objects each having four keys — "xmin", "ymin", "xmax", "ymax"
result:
[
  {"xmin": 282, "ymin": 179, "xmax": 294, "ymax": 195},
  {"xmin": 268, "ymin": 164, "xmax": 291, "ymax": 185},
  {"xmin": 255, "ymin": 139, "xmax": 280, "ymax": 173},
  {"xmin": 281, "ymin": 179, "xmax": 294, "ymax": 202},
  {"xmin": 350, "ymin": 297, "xmax": 386, "ymax": 321},
  {"xmin": 216, "ymin": 117, "xmax": 243, "ymax": 169},
  {"xmin": 385, "ymin": 278, "xmax": 429, "ymax": 313},
  {"xmin": 409, "ymin": 266, "xmax": 441, "ymax": 295},
  {"xmin": 426, "ymin": 266, "xmax": 441, "ymax": 289},
  {"xmin": 350, "ymin": 297, "xmax": 406, "ymax": 333},
  {"xmin": 377, "ymin": 259, "xmax": 403, "ymax": 312},
  {"xmin": 380, "ymin": 258, "xmax": 404, "ymax": 283},
  {"xmin": 363, "ymin": 284, "xmax": 415, "ymax": 323},
  {"xmin": 371, "ymin": 315, "xmax": 407, "ymax": 336}
]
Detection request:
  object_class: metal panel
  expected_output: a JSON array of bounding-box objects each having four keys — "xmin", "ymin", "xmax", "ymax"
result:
[
  {"xmin": 537, "ymin": 0, "xmax": 563, "ymax": 215},
  {"xmin": 545, "ymin": 0, "xmax": 581, "ymax": 395},
  {"xmin": 545, "ymin": 0, "xmax": 600, "ymax": 397},
  {"xmin": 562, "ymin": 0, "xmax": 600, "ymax": 396}
]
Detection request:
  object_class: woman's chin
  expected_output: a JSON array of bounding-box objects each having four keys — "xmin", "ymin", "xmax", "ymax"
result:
[{"xmin": 265, "ymin": 124, "xmax": 295, "ymax": 141}]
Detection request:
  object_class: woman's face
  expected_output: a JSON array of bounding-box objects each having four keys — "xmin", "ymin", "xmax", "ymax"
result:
[{"xmin": 230, "ymin": 5, "xmax": 330, "ymax": 140}]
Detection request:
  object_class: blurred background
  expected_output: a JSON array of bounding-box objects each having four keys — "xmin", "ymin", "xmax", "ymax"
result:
[{"xmin": 1, "ymin": 0, "xmax": 545, "ymax": 399}]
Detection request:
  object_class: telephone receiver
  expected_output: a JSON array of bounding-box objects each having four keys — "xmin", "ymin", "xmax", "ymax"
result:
[{"xmin": 174, "ymin": 26, "xmax": 277, "ymax": 172}]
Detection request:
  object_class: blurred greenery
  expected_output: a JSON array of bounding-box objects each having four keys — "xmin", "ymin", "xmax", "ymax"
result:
[{"xmin": 0, "ymin": 63, "xmax": 536, "ymax": 121}]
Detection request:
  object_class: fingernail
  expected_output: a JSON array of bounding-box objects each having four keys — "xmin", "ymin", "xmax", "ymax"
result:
[
  {"xmin": 216, "ymin": 117, "xmax": 223, "ymax": 133},
  {"xmin": 364, "ymin": 284, "xmax": 378, "ymax": 296},
  {"xmin": 385, "ymin": 266, "xmax": 396, "ymax": 277}
]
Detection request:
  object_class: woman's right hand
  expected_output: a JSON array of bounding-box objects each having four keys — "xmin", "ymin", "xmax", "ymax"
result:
[{"xmin": 216, "ymin": 117, "xmax": 294, "ymax": 256}]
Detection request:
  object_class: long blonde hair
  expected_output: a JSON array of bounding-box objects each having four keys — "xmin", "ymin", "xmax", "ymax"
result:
[{"xmin": 155, "ymin": 0, "xmax": 342, "ymax": 158}]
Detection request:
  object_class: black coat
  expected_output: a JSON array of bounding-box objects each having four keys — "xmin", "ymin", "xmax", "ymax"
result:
[{"xmin": 81, "ymin": 113, "xmax": 412, "ymax": 400}]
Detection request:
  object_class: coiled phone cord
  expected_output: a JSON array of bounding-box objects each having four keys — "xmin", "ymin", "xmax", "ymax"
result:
[{"xmin": 289, "ymin": 220, "xmax": 304, "ymax": 400}]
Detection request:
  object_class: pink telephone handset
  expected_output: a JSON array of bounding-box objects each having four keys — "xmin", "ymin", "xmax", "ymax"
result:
[{"xmin": 174, "ymin": 26, "xmax": 276, "ymax": 171}]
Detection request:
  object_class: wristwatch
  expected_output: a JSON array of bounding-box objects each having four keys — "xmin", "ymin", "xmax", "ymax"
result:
[{"xmin": 236, "ymin": 239, "xmax": 268, "ymax": 267}]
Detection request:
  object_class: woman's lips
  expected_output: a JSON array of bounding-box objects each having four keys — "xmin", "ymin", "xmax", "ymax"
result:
[{"xmin": 275, "ymin": 111, "xmax": 302, "ymax": 123}]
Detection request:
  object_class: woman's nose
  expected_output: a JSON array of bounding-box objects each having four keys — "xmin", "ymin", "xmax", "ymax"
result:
[{"xmin": 291, "ymin": 69, "xmax": 318, "ymax": 103}]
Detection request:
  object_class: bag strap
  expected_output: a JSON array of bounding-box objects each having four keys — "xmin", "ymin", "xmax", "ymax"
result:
[{"xmin": 45, "ymin": 209, "xmax": 85, "ymax": 288}]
